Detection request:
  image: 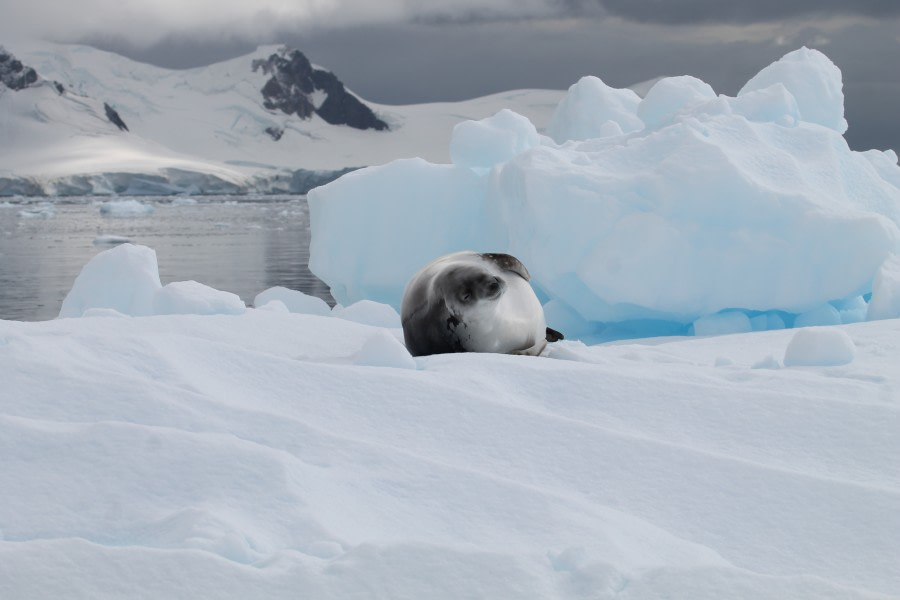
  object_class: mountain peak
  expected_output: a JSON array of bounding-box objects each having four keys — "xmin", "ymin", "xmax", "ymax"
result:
[{"xmin": 251, "ymin": 47, "xmax": 388, "ymax": 132}]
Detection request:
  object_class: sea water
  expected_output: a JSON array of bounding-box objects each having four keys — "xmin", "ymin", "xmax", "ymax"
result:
[{"xmin": 0, "ymin": 195, "xmax": 331, "ymax": 321}]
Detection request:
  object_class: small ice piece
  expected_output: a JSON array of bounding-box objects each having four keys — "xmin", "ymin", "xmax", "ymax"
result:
[
  {"xmin": 693, "ymin": 312, "xmax": 752, "ymax": 336},
  {"xmin": 353, "ymin": 330, "xmax": 416, "ymax": 369},
  {"xmin": 93, "ymin": 234, "xmax": 131, "ymax": 246},
  {"xmin": 172, "ymin": 197, "xmax": 198, "ymax": 206},
  {"xmin": 794, "ymin": 304, "xmax": 841, "ymax": 328},
  {"xmin": 59, "ymin": 243, "xmax": 162, "ymax": 318},
  {"xmin": 332, "ymin": 300, "xmax": 401, "ymax": 328},
  {"xmin": 783, "ymin": 327, "xmax": 856, "ymax": 367},
  {"xmin": 254, "ymin": 286, "xmax": 330, "ymax": 316},
  {"xmin": 866, "ymin": 254, "xmax": 900, "ymax": 321},
  {"xmin": 153, "ymin": 281, "xmax": 246, "ymax": 316},
  {"xmin": 100, "ymin": 199, "xmax": 155, "ymax": 217},
  {"xmin": 81, "ymin": 307, "xmax": 128, "ymax": 318},
  {"xmin": 18, "ymin": 204, "xmax": 55, "ymax": 218}
]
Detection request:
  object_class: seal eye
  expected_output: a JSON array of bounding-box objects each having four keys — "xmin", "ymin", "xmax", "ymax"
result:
[{"xmin": 460, "ymin": 292, "xmax": 472, "ymax": 302}]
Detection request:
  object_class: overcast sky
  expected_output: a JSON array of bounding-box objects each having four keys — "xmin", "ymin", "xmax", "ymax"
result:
[{"xmin": 2, "ymin": 0, "xmax": 898, "ymax": 153}]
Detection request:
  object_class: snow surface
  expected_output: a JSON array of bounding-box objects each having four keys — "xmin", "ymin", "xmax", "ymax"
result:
[
  {"xmin": 309, "ymin": 48, "xmax": 900, "ymax": 340},
  {"xmin": 1, "ymin": 42, "xmax": 564, "ymax": 195},
  {"xmin": 2, "ymin": 244, "xmax": 899, "ymax": 598}
]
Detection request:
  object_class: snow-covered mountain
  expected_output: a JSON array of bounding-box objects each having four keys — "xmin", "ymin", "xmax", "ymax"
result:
[{"xmin": 0, "ymin": 42, "xmax": 563, "ymax": 196}]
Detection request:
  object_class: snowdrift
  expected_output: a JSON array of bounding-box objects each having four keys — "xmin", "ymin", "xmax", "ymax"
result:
[
  {"xmin": 309, "ymin": 48, "xmax": 900, "ymax": 341},
  {"xmin": 1, "ymin": 243, "xmax": 898, "ymax": 598}
]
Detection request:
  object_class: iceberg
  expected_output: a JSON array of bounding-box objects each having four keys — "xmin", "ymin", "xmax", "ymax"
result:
[{"xmin": 309, "ymin": 48, "xmax": 900, "ymax": 340}]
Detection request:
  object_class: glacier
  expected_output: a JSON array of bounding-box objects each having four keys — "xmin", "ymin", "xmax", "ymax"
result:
[
  {"xmin": 0, "ymin": 42, "xmax": 564, "ymax": 197},
  {"xmin": 309, "ymin": 48, "xmax": 900, "ymax": 340}
]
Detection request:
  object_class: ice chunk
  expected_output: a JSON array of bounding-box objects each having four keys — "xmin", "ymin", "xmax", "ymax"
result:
[
  {"xmin": 59, "ymin": 243, "xmax": 161, "ymax": 318},
  {"xmin": 100, "ymin": 199, "xmax": 155, "ymax": 216},
  {"xmin": 867, "ymin": 254, "xmax": 900, "ymax": 321},
  {"xmin": 693, "ymin": 312, "xmax": 752, "ymax": 336},
  {"xmin": 254, "ymin": 286, "xmax": 330, "ymax": 316},
  {"xmin": 794, "ymin": 304, "xmax": 842, "ymax": 328},
  {"xmin": 450, "ymin": 109, "xmax": 540, "ymax": 170},
  {"xmin": 352, "ymin": 330, "xmax": 417, "ymax": 369},
  {"xmin": 637, "ymin": 76, "xmax": 716, "ymax": 130},
  {"xmin": 783, "ymin": 327, "xmax": 856, "ymax": 367},
  {"xmin": 332, "ymin": 300, "xmax": 401, "ymax": 329},
  {"xmin": 547, "ymin": 76, "xmax": 643, "ymax": 143},
  {"xmin": 153, "ymin": 281, "xmax": 246, "ymax": 316},
  {"xmin": 729, "ymin": 83, "xmax": 800, "ymax": 125},
  {"xmin": 18, "ymin": 203, "xmax": 55, "ymax": 219},
  {"xmin": 739, "ymin": 47, "xmax": 847, "ymax": 133},
  {"xmin": 93, "ymin": 234, "xmax": 131, "ymax": 245}
]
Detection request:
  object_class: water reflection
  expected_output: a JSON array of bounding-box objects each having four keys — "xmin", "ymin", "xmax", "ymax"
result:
[{"xmin": 0, "ymin": 195, "xmax": 334, "ymax": 322}]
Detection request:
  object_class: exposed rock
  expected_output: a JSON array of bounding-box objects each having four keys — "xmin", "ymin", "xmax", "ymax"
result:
[
  {"xmin": 252, "ymin": 48, "xmax": 388, "ymax": 132},
  {"xmin": 265, "ymin": 126, "xmax": 284, "ymax": 140},
  {"xmin": 0, "ymin": 47, "xmax": 39, "ymax": 90},
  {"xmin": 104, "ymin": 103, "xmax": 129, "ymax": 131}
]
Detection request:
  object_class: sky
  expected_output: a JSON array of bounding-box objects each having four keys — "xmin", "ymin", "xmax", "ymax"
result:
[{"xmin": 1, "ymin": 0, "xmax": 898, "ymax": 154}]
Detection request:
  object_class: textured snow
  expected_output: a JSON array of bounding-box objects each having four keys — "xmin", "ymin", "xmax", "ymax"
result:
[
  {"xmin": 2, "ymin": 245, "xmax": 899, "ymax": 598},
  {"xmin": 309, "ymin": 48, "xmax": 900, "ymax": 341}
]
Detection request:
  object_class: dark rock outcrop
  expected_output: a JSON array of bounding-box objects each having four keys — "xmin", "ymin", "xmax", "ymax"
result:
[
  {"xmin": 104, "ymin": 102, "xmax": 129, "ymax": 131},
  {"xmin": 252, "ymin": 48, "xmax": 388, "ymax": 132},
  {"xmin": 0, "ymin": 48, "xmax": 39, "ymax": 90}
]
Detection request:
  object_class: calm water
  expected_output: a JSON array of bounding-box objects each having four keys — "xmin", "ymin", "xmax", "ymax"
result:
[{"xmin": 0, "ymin": 195, "xmax": 332, "ymax": 321}]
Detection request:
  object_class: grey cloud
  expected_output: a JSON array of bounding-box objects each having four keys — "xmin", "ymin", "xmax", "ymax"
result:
[{"xmin": 594, "ymin": 0, "xmax": 900, "ymax": 25}]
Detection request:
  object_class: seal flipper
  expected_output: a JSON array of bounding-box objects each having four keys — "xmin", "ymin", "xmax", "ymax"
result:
[
  {"xmin": 545, "ymin": 327, "xmax": 564, "ymax": 343},
  {"xmin": 479, "ymin": 253, "xmax": 531, "ymax": 281}
]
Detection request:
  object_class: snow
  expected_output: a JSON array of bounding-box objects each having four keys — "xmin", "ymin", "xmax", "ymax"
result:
[
  {"xmin": 783, "ymin": 327, "xmax": 857, "ymax": 367},
  {"xmin": 2, "ymin": 42, "xmax": 565, "ymax": 196},
  {"xmin": 4, "ymin": 45, "xmax": 900, "ymax": 599},
  {"xmin": 310, "ymin": 48, "xmax": 900, "ymax": 341},
  {"xmin": 2, "ymin": 244, "xmax": 900, "ymax": 598}
]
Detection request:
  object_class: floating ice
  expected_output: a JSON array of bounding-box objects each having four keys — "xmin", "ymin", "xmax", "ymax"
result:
[
  {"xmin": 99, "ymin": 199, "xmax": 155, "ymax": 216},
  {"xmin": 254, "ymin": 286, "xmax": 331, "ymax": 316},
  {"xmin": 59, "ymin": 243, "xmax": 161, "ymax": 318},
  {"xmin": 154, "ymin": 281, "xmax": 246, "ymax": 316},
  {"xmin": 18, "ymin": 203, "xmax": 55, "ymax": 219},
  {"xmin": 59, "ymin": 244, "xmax": 246, "ymax": 318},
  {"xmin": 783, "ymin": 327, "xmax": 856, "ymax": 367},
  {"xmin": 309, "ymin": 47, "xmax": 900, "ymax": 341},
  {"xmin": 93, "ymin": 234, "xmax": 131, "ymax": 245}
]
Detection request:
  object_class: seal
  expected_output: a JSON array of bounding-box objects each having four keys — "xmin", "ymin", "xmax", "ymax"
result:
[{"xmin": 401, "ymin": 251, "xmax": 563, "ymax": 357}]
